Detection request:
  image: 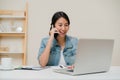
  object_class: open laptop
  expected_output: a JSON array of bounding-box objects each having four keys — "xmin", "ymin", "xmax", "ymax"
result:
[{"xmin": 53, "ymin": 38, "xmax": 114, "ymax": 75}]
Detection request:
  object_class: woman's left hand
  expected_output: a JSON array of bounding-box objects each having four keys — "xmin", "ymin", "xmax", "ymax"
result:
[{"xmin": 67, "ymin": 65, "xmax": 74, "ymax": 70}]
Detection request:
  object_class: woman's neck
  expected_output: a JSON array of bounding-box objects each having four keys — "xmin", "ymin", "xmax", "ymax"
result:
[{"xmin": 57, "ymin": 36, "xmax": 66, "ymax": 49}]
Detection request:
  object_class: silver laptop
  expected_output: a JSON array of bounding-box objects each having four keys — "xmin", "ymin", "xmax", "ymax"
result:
[{"xmin": 53, "ymin": 38, "xmax": 114, "ymax": 75}]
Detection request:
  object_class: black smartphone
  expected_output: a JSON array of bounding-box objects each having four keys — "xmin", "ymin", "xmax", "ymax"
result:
[
  {"xmin": 54, "ymin": 33, "xmax": 58, "ymax": 39},
  {"xmin": 49, "ymin": 25, "xmax": 58, "ymax": 39}
]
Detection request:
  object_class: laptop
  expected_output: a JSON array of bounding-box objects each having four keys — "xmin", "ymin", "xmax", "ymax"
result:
[{"xmin": 53, "ymin": 38, "xmax": 114, "ymax": 75}]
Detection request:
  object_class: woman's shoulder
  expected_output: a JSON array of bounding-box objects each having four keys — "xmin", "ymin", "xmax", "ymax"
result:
[
  {"xmin": 66, "ymin": 35, "xmax": 78, "ymax": 48},
  {"xmin": 67, "ymin": 35, "xmax": 78, "ymax": 41},
  {"xmin": 41, "ymin": 36, "xmax": 50, "ymax": 42},
  {"xmin": 42, "ymin": 36, "xmax": 49, "ymax": 39}
]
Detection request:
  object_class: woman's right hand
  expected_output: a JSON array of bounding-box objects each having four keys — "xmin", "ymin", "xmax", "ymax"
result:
[{"xmin": 49, "ymin": 26, "xmax": 59, "ymax": 37}]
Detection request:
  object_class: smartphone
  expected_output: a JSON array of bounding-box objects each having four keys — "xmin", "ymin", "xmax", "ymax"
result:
[
  {"xmin": 49, "ymin": 25, "xmax": 58, "ymax": 39},
  {"xmin": 54, "ymin": 33, "xmax": 58, "ymax": 39}
]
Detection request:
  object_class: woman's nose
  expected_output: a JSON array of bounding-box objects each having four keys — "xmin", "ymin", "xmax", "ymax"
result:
[{"xmin": 61, "ymin": 26, "xmax": 65, "ymax": 30}]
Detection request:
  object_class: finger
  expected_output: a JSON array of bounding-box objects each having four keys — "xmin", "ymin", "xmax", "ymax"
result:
[
  {"xmin": 54, "ymin": 28, "xmax": 59, "ymax": 33},
  {"xmin": 54, "ymin": 31, "xmax": 59, "ymax": 34},
  {"xmin": 67, "ymin": 65, "xmax": 74, "ymax": 69}
]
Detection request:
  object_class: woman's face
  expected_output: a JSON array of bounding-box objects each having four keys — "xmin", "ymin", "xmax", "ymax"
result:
[{"xmin": 54, "ymin": 17, "xmax": 69, "ymax": 38}]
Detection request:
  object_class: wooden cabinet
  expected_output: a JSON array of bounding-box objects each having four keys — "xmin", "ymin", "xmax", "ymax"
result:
[{"xmin": 0, "ymin": 3, "xmax": 28, "ymax": 65}]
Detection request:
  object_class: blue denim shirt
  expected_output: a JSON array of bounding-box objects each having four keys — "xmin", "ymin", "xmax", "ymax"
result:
[{"xmin": 38, "ymin": 35, "xmax": 78, "ymax": 66}]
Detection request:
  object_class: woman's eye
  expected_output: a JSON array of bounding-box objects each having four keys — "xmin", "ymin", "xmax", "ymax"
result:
[
  {"xmin": 59, "ymin": 25, "xmax": 62, "ymax": 27},
  {"xmin": 65, "ymin": 24, "xmax": 68, "ymax": 27}
]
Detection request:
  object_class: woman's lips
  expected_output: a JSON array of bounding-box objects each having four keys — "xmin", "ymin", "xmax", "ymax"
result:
[{"xmin": 59, "ymin": 31, "xmax": 65, "ymax": 35}]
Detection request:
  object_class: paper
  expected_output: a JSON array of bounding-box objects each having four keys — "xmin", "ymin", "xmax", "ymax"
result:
[{"xmin": 15, "ymin": 66, "xmax": 50, "ymax": 71}]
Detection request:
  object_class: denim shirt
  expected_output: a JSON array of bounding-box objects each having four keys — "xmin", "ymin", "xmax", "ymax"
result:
[{"xmin": 38, "ymin": 35, "xmax": 78, "ymax": 66}]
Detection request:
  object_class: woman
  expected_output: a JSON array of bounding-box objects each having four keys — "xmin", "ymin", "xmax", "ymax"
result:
[{"xmin": 38, "ymin": 11, "xmax": 78, "ymax": 67}]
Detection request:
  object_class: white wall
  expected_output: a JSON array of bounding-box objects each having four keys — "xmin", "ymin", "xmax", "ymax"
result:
[{"xmin": 0, "ymin": 0, "xmax": 120, "ymax": 66}]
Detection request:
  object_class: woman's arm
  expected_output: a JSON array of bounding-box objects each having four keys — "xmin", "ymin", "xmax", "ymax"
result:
[
  {"xmin": 39, "ymin": 35, "xmax": 54, "ymax": 67},
  {"xmin": 39, "ymin": 27, "xmax": 59, "ymax": 67}
]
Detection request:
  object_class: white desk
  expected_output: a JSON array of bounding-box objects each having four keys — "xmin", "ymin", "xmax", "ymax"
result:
[{"xmin": 0, "ymin": 66, "xmax": 120, "ymax": 80}]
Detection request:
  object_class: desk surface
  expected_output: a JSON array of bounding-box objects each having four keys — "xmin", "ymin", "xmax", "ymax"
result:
[{"xmin": 0, "ymin": 66, "xmax": 120, "ymax": 80}]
